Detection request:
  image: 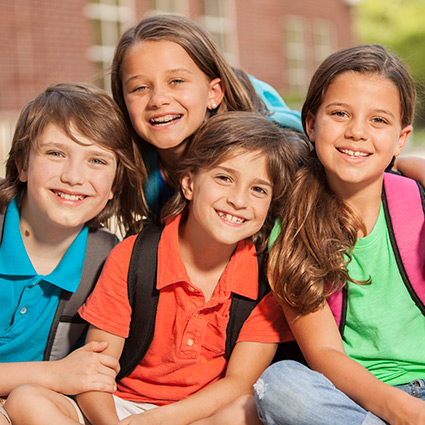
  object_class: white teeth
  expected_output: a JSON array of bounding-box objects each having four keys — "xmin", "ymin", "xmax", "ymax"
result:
[
  {"xmin": 150, "ymin": 114, "xmax": 181, "ymax": 125},
  {"xmin": 340, "ymin": 148, "xmax": 369, "ymax": 157},
  {"xmin": 56, "ymin": 192, "xmax": 84, "ymax": 201},
  {"xmin": 217, "ymin": 211, "xmax": 245, "ymax": 223}
]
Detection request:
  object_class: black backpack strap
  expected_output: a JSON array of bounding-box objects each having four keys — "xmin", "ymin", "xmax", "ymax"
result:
[
  {"xmin": 117, "ymin": 221, "xmax": 163, "ymax": 381},
  {"xmin": 225, "ymin": 253, "xmax": 271, "ymax": 359},
  {"xmin": 44, "ymin": 227, "xmax": 119, "ymax": 360}
]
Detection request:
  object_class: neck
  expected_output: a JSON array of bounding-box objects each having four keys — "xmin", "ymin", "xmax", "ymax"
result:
[
  {"xmin": 19, "ymin": 199, "xmax": 83, "ymax": 275},
  {"xmin": 330, "ymin": 176, "xmax": 383, "ymax": 237},
  {"xmin": 178, "ymin": 216, "xmax": 237, "ymax": 301}
]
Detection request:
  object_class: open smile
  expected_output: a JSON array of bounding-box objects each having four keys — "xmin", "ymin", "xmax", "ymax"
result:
[
  {"xmin": 217, "ymin": 211, "xmax": 246, "ymax": 224},
  {"xmin": 150, "ymin": 114, "xmax": 182, "ymax": 127},
  {"xmin": 52, "ymin": 190, "xmax": 86, "ymax": 201},
  {"xmin": 337, "ymin": 148, "xmax": 371, "ymax": 158}
]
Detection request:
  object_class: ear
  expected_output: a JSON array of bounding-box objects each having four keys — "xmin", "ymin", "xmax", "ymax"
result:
[
  {"xmin": 16, "ymin": 160, "xmax": 28, "ymax": 183},
  {"xmin": 305, "ymin": 112, "xmax": 316, "ymax": 143},
  {"xmin": 180, "ymin": 172, "xmax": 194, "ymax": 201},
  {"xmin": 207, "ymin": 78, "xmax": 224, "ymax": 110},
  {"xmin": 394, "ymin": 124, "xmax": 413, "ymax": 157}
]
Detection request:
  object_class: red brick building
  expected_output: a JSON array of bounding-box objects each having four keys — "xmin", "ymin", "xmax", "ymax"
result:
[{"xmin": 0, "ymin": 0, "xmax": 358, "ymax": 171}]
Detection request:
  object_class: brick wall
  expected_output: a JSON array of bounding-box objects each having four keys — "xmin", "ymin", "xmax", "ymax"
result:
[
  {"xmin": 0, "ymin": 0, "xmax": 91, "ymax": 113},
  {"xmin": 234, "ymin": 0, "xmax": 355, "ymax": 92}
]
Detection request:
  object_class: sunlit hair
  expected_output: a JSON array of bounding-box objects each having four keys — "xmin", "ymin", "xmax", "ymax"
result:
[
  {"xmin": 270, "ymin": 44, "xmax": 416, "ymax": 315},
  {"xmin": 0, "ymin": 83, "xmax": 147, "ymax": 234},
  {"xmin": 111, "ymin": 14, "xmax": 254, "ymax": 149},
  {"xmin": 161, "ymin": 111, "xmax": 299, "ymax": 253}
]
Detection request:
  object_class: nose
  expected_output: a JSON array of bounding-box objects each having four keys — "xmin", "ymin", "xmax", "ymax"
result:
[
  {"xmin": 227, "ymin": 185, "xmax": 249, "ymax": 210},
  {"xmin": 60, "ymin": 158, "xmax": 85, "ymax": 186},
  {"xmin": 147, "ymin": 86, "xmax": 171, "ymax": 109},
  {"xmin": 345, "ymin": 117, "xmax": 367, "ymax": 141}
]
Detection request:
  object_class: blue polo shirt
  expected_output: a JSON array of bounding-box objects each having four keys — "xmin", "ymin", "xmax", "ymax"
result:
[{"xmin": 0, "ymin": 197, "xmax": 88, "ymax": 362}]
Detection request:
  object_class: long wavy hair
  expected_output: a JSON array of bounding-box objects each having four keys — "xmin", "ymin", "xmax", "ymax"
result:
[
  {"xmin": 0, "ymin": 83, "xmax": 147, "ymax": 235},
  {"xmin": 161, "ymin": 111, "xmax": 301, "ymax": 253},
  {"xmin": 111, "ymin": 14, "xmax": 254, "ymax": 151},
  {"xmin": 269, "ymin": 44, "xmax": 416, "ymax": 315}
]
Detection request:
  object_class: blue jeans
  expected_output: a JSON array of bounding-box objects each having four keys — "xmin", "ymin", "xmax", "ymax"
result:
[{"xmin": 254, "ymin": 360, "xmax": 425, "ymax": 425}]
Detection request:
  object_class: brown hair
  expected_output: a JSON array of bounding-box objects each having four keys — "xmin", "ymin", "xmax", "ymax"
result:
[
  {"xmin": 161, "ymin": 111, "xmax": 300, "ymax": 253},
  {"xmin": 270, "ymin": 44, "xmax": 415, "ymax": 315},
  {"xmin": 111, "ymin": 14, "xmax": 254, "ymax": 149},
  {"xmin": 0, "ymin": 83, "xmax": 147, "ymax": 234}
]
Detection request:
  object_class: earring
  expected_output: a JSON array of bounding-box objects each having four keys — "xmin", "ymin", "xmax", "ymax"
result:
[{"xmin": 211, "ymin": 103, "xmax": 217, "ymax": 109}]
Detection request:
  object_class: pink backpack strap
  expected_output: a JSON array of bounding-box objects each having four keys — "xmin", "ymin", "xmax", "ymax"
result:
[
  {"xmin": 328, "ymin": 173, "xmax": 425, "ymax": 331},
  {"xmin": 383, "ymin": 173, "xmax": 425, "ymax": 311},
  {"xmin": 327, "ymin": 286, "xmax": 346, "ymax": 332}
]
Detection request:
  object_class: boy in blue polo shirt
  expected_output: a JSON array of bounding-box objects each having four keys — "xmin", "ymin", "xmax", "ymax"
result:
[{"xmin": 0, "ymin": 83, "xmax": 147, "ymax": 424}]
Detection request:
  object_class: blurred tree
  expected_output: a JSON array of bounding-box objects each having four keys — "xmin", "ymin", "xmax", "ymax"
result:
[{"xmin": 356, "ymin": 0, "xmax": 425, "ymax": 126}]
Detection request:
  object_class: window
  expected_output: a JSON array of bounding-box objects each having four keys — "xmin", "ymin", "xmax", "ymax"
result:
[
  {"xmin": 84, "ymin": 0, "xmax": 134, "ymax": 91},
  {"xmin": 312, "ymin": 19, "xmax": 335, "ymax": 70},
  {"xmin": 284, "ymin": 16, "xmax": 308, "ymax": 94},
  {"xmin": 148, "ymin": 0, "xmax": 189, "ymax": 15},
  {"xmin": 200, "ymin": 0, "xmax": 237, "ymax": 64}
]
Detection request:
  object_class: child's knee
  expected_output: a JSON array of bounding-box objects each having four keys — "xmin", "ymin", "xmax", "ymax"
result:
[{"xmin": 7, "ymin": 384, "xmax": 40, "ymax": 404}]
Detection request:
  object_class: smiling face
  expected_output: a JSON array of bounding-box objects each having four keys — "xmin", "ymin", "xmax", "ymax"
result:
[
  {"xmin": 121, "ymin": 40, "xmax": 223, "ymax": 159},
  {"xmin": 18, "ymin": 123, "xmax": 117, "ymax": 234},
  {"xmin": 180, "ymin": 150, "xmax": 272, "ymax": 250},
  {"xmin": 306, "ymin": 71, "xmax": 412, "ymax": 196}
]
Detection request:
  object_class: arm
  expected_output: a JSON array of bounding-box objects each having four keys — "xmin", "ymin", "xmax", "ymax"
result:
[
  {"xmin": 117, "ymin": 341, "xmax": 277, "ymax": 425},
  {"xmin": 393, "ymin": 156, "xmax": 425, "ymax": 187},
  {"xmin": 76, "ymin": 326, "xmax": 125, "ymax": 425},
  {"xmin": 0, "ymin": 340, "xmax": 119, "ymax": 397},
  {"xmin": 283, "ymin": 301, "xmax": 425, "ymax": 425}
]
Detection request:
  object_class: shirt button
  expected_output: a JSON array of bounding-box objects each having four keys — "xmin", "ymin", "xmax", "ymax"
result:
[
  {"xmin": 187, "ymin": 338, "xmax": 194, "ymax": 346},
  {"xmin": 187, "ymin": 286, "xmax": 195, "ymax": 292},
  {"xmin": 20, "ymin": 307, "xmax": 27, "ymax": 315}
]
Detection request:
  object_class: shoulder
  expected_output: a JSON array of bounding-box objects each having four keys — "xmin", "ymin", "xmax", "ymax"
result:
[
  {"xmin": 88, "ymin": 226, "xmax": 119, "ymax": 246},
  {"xmin": 105, "ymin": 234, "xmax": 137, "ymax": 264}
]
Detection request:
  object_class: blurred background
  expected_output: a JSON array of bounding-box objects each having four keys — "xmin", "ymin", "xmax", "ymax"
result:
[{"xmin": 1, "ymin": 0, "xmax": 424, "ymax": 176}]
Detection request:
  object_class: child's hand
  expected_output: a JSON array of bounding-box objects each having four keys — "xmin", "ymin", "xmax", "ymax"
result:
[{"xmin": 51, "ymin": 341, "xmax": 120, "ymax": 395}]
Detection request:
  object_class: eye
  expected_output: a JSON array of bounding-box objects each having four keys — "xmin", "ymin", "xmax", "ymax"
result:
[
  {"xmin": 89, "ymin": 158, "xmax": 107, "ymax": 165},
  {"xmin": 252, "ymin": 186, "xmax": 269, "ymax": 196},
  {"xmin": 331, "ymin": 110, "xmax": 348, "ymax": 119},
  {"xmin": 215, "ymin": 174, "xmax": 232, "ymax": 183},
  {"xmin": 170, "ymin": 78, "xmax": 184, "ymax": 85},
  {"xmin": 46, "ymin": 150, "xmax": 64, "ymax": 158},
  {"xmin": 130, "ymin": 85, "xmax": 148, "ymax": 93},
  {"xmin": 372, "ymin": 116, "xmax": 388, "ymax": 125}
]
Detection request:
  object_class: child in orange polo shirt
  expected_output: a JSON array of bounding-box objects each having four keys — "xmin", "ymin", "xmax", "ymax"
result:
[{"xmin": 7, "ymin": 112, "xmax": 298, "ymax": 425}]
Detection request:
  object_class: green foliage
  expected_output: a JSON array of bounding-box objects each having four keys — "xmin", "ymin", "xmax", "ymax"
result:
[{"xmin": 356, "ymin": 0, "xmax": 425, "ymax": 126}]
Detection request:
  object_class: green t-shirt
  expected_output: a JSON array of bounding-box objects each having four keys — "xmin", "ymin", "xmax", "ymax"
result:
[{"xmin": 344, "ymin": 205, "xmax": 425, "ymax": 385}]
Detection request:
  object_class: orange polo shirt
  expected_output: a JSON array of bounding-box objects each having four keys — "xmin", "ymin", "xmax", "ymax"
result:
[{"xmin": 79, "ymin": 215, "xmax": 291, "ymax": 405}]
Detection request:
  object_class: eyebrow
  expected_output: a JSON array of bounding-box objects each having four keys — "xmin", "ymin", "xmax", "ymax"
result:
[{"xmin": 124, "ymin": 67, "xmax": 195, "ymax": 86}]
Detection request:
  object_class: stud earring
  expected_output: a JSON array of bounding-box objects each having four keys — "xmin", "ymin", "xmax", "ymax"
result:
[{"xmin": 211, "ymin": 103, "xmax": 217, "ymax": 109}]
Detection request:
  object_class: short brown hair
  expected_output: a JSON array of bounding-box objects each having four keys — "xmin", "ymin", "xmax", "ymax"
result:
[{"xmin": 0, "ymin": 83, "xmax": 147, "ymax": 234}]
